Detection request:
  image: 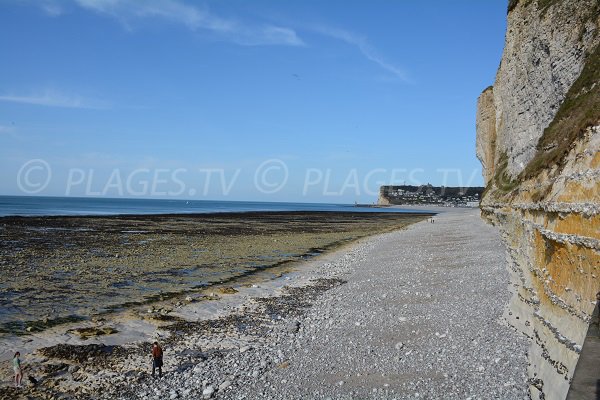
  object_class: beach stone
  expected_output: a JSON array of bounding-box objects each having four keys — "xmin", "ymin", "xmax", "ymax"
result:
[
  {"xmin": 286, "ymin": 321, "xmax": 300, "ymax": 333},
  {"xmin": 202, "ymin": 385, "xmax": 215, "ymax": 398},
  {"xmin": 192, "ymin": 364, "xmax": 204, "ymax": 374},
  {"xmin": 240, "ymin": 345, "xmax": 251, "ymax": 353},
  {"xmin": 219, "ymin": 380, "xmax": 232, "ymax": 391}
]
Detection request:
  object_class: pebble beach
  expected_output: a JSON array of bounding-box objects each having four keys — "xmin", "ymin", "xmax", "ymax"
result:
[{"xmin": 1, "ymin": 208, "xmax": 530, "ymax": 399}]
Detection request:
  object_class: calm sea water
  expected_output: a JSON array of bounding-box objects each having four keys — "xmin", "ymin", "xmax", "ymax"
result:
[{"xmin": 0, "ymin": 196, "xmax": 423, "ymax": 217}]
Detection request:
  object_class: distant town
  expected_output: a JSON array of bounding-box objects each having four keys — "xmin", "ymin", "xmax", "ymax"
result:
[{"xmin": 378, "ymin": 185, "xmax": 484, "ymax": 207}]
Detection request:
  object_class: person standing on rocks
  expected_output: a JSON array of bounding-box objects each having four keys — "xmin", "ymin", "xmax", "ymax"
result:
[
  {"xmin": 151, "ymin": 342, "xmax": 163, "ymax": 378},
  {"xmin": 13, "ymin": 351, "xmax": 23, "ymax": 388}
]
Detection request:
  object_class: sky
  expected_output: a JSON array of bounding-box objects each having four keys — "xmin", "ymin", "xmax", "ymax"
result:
[{"xmin": 0, "ymin": 0, "xmax": 508, "ymax": 203}]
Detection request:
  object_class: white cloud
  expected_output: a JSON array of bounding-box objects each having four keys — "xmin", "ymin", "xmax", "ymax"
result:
[
  {"xmin": 314, "ymin": 26, "xmax": 410, "ymax": 83},
  {"xmin": 0, "ymin": 90, "xmax": 109, "ymax": 109},
  {"xmin": 15, "ymin": 0, "xmax": 65, "ymax": 17},
  {"xmin": 25, "ymin": 1, "xmax": 403, "ymax": 78},
  {"xmin": 41, "ymin": 2, "xmax": 63, "ymax": 16},
  {"xmin": 75, "ymin": 0, "xmax": 230, "ymax": 31},
  {"xmin": 258, "ymin": 26, "xmax": 304, "ymax": 47},
  {"xmin": 70, "ymin": 0, "xmax": 304, "ymax": 46},
  {"xmin": 0, "ymin": 125, "xmax": 20, "ymax": 140}
]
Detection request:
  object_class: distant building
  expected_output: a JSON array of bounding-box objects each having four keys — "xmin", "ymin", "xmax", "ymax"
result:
[{"xmin": 378, "ymin": 184, "xmax": 484, "ymax": 207}]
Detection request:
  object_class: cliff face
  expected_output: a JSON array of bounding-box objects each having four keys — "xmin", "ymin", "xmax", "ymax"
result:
[
  {"xmin": 476, "ymin": 1, "xmax": 600, "ymax": 399},
  {"xmin": 475, "ymin": 87, "xmax": 497, "ymax": 183}
]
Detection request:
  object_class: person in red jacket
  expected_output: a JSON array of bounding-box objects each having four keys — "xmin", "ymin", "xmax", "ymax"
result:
[{"xmin": 151, "ymin": 342, "xmax": 163, "ymax": 378}]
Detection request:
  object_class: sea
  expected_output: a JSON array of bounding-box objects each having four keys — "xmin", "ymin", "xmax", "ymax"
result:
[{"xmin": 0, "ymin": 196, "xmax": 423, "ymax": 217}]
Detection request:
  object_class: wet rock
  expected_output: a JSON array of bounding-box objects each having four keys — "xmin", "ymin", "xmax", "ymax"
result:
[
  {"xmin": 67, "ymin": 365, "xmax": 80, "ymax": 374},
  {"xmin": 41, "ymin": 362, "xmax": 69, "ymax": 375},
  {"xmin": 38, "ymin": 343, "xmax": 119, "ymax": 363},
  {"xmin": 67, "ymin": 326, "xmax": 118, "ymax": 338},
  {"xmin": 218, "ymin": 287, "xmax": 238, "ymax": 295}
]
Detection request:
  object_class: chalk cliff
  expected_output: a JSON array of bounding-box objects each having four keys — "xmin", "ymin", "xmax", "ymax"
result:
[{"xmin": 476, "ymin": 0, "xmax": 600, "ymax": 399}]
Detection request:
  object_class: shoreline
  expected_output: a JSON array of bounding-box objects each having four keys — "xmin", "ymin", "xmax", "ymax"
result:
[
  {"xmin": 0, "ymin": 212, "xmax": 431, "ymax": 363},
  {"xmin": 1, "ymin": 210, "xmax": 432, "ymax": 338},
  {"xmin": 0, "ymin": 216, "xmax": 425, "ymax": 396},
  {"xmin": 0, "ymin": 208, "xmax": 432, "ymax": 220},
  {"xmin": 0, "ymin": 231, "xmax": 378, "ymax": 364},
  {"xmin": 0, "ymin": 195, "xmax": 434, "ymax": 219}
]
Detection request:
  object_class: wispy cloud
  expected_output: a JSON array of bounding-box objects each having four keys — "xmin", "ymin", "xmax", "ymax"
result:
[
  {"xmin": 25, "ymin": 1, "xmax": 403, "ymax": 78},
  {"xmin": 0, "ymin": 126, "xmax": 14, "ymax": 134},
  {"xmin": 42, "ymin": 0, "xmax": 304, "ymax": 46},
  {"xmin": 254, "ymin": 26, "xmax": 304, "ymax": 47},
  {"xmin": 74, "ymin": 0, "xmax": 232, "ymax": 31},
  {"xmin": 15, "ymin": 0, "xmax": 64, "ymax": 16},
  {"xmin": 314, "ymin": 26, "xmax": 410, "ymax": 83},
  {"xmin": 0, "ymin": 125, "xmax": 20, "ymax": 140},
  {"xmin": 41, "ymin": 1, "xmax": 63, "ymax": 16},
  {"xmin": 0, "ymin": 90, "xmax": 109, "ymax": 109}
]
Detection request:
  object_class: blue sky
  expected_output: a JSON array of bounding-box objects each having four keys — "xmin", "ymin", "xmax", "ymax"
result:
[{"xmin": 0, "ymin": 0, "xmax": 507, "ymax": 203}]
